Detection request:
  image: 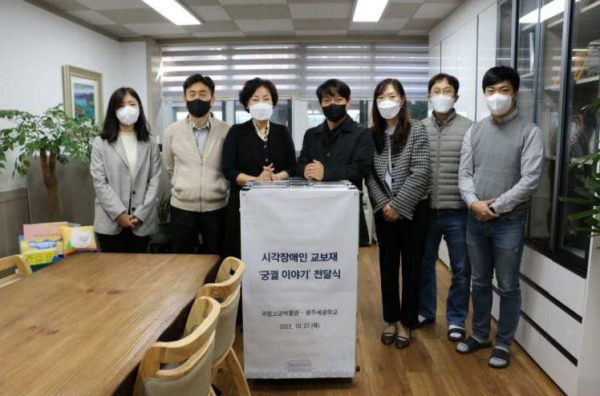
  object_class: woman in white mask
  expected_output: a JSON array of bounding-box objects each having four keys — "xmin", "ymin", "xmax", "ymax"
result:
[
  {"xmin": 90, "ymin": 87, "xmax": 161, "ymax": 253},
  {"xmin": 366, "ymin": 78, "xmax": 431, "ymax": 350},
  {"xmin": 221, "ymin": 78, "xmax": 296, "ymax": 258}
]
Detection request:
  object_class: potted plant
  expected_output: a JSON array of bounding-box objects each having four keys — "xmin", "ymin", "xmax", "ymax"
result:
[
  {"xmin": 150, "ymin": 194, "xmax": 172, "ymax": 251},
  {"xmin": 0, "ymin": 105, "xmax": 99, "ymax": 221}
]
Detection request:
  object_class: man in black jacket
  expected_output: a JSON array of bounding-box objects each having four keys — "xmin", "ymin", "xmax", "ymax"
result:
[{"xmin": 297, "ymin": 79, "xmax": 374, "ymax": 245}]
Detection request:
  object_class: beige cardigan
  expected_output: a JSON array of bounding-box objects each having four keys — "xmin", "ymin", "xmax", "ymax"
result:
[{"xmin": 163, "ymin": 115, "xmax": 230, "ymax": 213}]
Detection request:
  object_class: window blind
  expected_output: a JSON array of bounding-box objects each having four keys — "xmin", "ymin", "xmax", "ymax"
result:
[
  {"xmin": 301, "ymin": 43, "xmax": 429, "ymax": 99},
  {"xmin": 161, "ymin": 44, "xmax": 300, "ymax": 101},
  {"xmin": 161, "ymin": 41, "xmax": 429, "ymax": 102}
]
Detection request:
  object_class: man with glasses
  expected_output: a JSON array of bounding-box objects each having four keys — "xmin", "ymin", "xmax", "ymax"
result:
[{"xmin": 418, "ymin": 73, "xmax": 473, "ymax": 343}]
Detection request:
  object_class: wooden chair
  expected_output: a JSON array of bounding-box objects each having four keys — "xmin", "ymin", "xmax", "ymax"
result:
[
  {"xmin": 0, "ymin": 255, "xmax": 32, "ymax": 288},
  {"xmin": 196, "ymin": 257, "xmax": 250, "ymax": 396},
  {"xmin": 133, "ymin": 296, "xmax": 221, "ymax": 396}
]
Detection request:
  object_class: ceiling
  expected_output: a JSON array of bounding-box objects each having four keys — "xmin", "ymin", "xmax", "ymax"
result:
[{"xmin": 30, "ymin": 0, "xmax": 465, "ymax": 41}]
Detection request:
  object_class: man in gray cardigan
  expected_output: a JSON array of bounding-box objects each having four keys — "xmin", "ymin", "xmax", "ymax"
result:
[
  {"xmin": 419, "ymin": 74, "xmax": 473, "ymax": 343},
  {"xmin": 457, "ymin": 66, "xmax": 544, "ymax": 369},
  {"xmin": 163, "ymin": 74, "xmax": 231, "ymax": 254}
]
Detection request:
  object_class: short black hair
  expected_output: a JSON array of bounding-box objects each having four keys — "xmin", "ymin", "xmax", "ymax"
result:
[
  {"xmin": 239, "ymin": 78, "xmax": 279, "ymax": 110},
  {"xmin": 183, "ymin": 73, "xmax": 215, "ymax": 96},
  {"xmin": 482, "ymin": 66, "xmax": 520, "ymax": 92},
  {"xmin": 428, "ymin": 73, "xmax": 460, "ymax": 94},
  {"xmin": 100, "ymin": 87, "xmax": 151, "ymax": 143},
  {"xmin": 316, "ymin": 79, "xmax": 351, "ymax": 103}
]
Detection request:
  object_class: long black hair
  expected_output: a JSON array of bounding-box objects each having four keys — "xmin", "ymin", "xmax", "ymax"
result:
[
  {"xmin": 100, "ymin": 87, "xmax": 151, "ymax": 143},
  {"xmin": 371, "ymin": 78, "xmax": 411, "ymax": 155}
]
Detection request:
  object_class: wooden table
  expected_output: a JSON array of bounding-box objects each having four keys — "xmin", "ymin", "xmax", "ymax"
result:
[{"xmin": 0, "ymin": 253, "xmax": 220, "ymax": 396}]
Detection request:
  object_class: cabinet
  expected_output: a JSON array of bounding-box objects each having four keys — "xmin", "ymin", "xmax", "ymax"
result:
[{"xmin": 502, "ymin": 0, "xmax": 600, "ymax": 277}]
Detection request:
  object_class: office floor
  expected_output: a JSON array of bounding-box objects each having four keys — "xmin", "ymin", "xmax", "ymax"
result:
[{"xmin": 216, "ymin": 245, "xmax": 565, "ymax": 396}]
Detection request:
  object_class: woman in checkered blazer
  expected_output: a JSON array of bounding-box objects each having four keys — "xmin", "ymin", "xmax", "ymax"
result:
[{"xmin": 366, "ymin": 78, "xmax": 431, "ymax": 350}]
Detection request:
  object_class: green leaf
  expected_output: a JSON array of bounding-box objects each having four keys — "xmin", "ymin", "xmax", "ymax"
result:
[
  {"xmin": 0, "ymin": 103, "xmax": 98, "ymax": 177},
  {"xmin": 567, "ymin": 209, "xmax": 597, "ymax": 222},
  {"xmin": 573, "ymin": 187, "xmax": 595, "ymax": 199},
  {"xmin": 559, "ymin": 196, "xmax": 595, "ymax": 205}
]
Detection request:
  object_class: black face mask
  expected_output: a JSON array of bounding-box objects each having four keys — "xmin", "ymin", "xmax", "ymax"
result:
[
  {"xmin": 186, "ymin": 99, "xmax": 211, "ymax": 118},
  {"xmin": 322, "ymin": 104, "xmax": 347, "ymax": 123}
]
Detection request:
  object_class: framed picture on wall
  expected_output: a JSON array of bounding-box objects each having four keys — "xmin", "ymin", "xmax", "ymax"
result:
[{"xmin": 62, "ymin": 65, "xmax": 103, "ymax": 123}]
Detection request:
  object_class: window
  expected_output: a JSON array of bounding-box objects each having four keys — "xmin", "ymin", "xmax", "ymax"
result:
[
  {"xmin": 301, "ymin": 44, "xmax": 429, "ymax": 100},
  {"xmin": 409, "ymin": 100, "xmax": 429, "ymax": 121},
  {"xmin": 161, "ymin": 44, "xmax": 300, "ymax": 100}
]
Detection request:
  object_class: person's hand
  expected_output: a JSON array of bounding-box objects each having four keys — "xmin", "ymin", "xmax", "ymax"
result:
[
  {"xmin": 470, "ymin": 199, "xmax": 499, "ymax": 222},
  {"xmin": 383, "ymin": 203, "xmax": 403, "ymax": 222},
  {"xmin": 304, "ymin": 160, "xmax": 324, "ymax": 181},
  {"xmin": 130, "ymin": 216, "xmax": 143, "ymax": 228},
  {"xmin": 271, "ymin": 171, "xmax": 288, "ymax": 181},
  {"xmin": 257, "ymin": 164, "xmax": 274, "ymax": 181},
  {"xmin": 117, "ymin": 213, "xmax": 133, "ymax": 228}
]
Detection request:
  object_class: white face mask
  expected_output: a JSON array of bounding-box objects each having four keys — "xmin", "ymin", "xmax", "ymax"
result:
[
  {"xmin": 249, "ymin": 102, "xmax": 273, "ymax": 121},
  {"xmin": 430, "ymin": 94, "xmax": 455, "ymax": 114},
  {"xmin": 377, "ymin": 100, "xmax": 402, "ymax": 120},
  {"xmin": 485, "ymin": 93, "xmax": 513, "ymax": 116},
  {"xmin": 116, "ymin": 105, "xmax": 140, "ymax": 126}
]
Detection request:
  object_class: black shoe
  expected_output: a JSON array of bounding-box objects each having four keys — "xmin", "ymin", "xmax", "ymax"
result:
[
  {"xmin": 456, "ymin": 336, "xmax": 492, "ymax": 354},
  {"xmin": 447, "ymin": 327, "xmax": 466, "ymax": 342},
  {"xmin": 489, "ymin": 348, "xmax": 510, "ymax": 369},
  {"xmin": 381, "ymin": 325, "xmax": 397, "ymax": 345},
  {"xmin": 395, "ymin": 328, "xmax": 412, "ymax": 349},
  {"xmin": 417, "ymin": 317, "xmax": 435, "ymax": 328}
]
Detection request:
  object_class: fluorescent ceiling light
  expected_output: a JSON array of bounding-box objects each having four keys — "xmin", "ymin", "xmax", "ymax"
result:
[
  {"xmin": 142, "ymin": 0, "xmax": 201, "ymax": 26},
  {"xmin": 353, "ymin": 0, "xmax": 389, "ymax": 22},
  {"xmin": 519, "ymin": 0, "xmax": 580, "ymax": 24}
]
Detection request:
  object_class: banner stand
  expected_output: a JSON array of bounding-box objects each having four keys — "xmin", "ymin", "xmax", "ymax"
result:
[{"xmin": 241, "ymin": 180, "xmax": 359, "ymax": 379}]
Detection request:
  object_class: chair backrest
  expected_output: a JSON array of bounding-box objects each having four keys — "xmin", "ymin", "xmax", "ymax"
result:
[
  {"xmin": 0, "ymin": 255, "xmax": 32, "ymax": 288},
  {"xmin": 194, "ymin": 257, "xmax": 245, "ymax": 363},
  {"xmin": 134, "ymin": 296, "xmax": 221, "ymax": 396}
]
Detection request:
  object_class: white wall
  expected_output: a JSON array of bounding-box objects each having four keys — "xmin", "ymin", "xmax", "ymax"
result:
[
  {"xmin": 430, "ymin": 0, "xmax": 497, "ymax": 48},
  {"xmin": 476, "ymin": 5, "xmax": 498, "ymax": 121},
  {"xmin": 430, "ymin": 2, "xmax": 497, "ymax": 122},
  {"xmin": 0, "ymin": 0, "xmax": 151, "ymax": 192},
  {"xmin": 440, "ymin": 18, "xmax": 478, "ymax": 119},
  {"xmin": 429, "ymin": 44, "xmax": 441, "ymax": 77},
  {"xmin": 120, "ymin": 42, "xmax": 149, "ymax": 113}
]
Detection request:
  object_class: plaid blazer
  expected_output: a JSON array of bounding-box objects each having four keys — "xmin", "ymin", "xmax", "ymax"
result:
[{"xmin": 366, "ymin": 119, "xmax": 431, "ymax": 220}]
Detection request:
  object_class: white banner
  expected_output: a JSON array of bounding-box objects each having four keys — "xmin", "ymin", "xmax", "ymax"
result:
[{"xmin": 241, "ymin": 183, "xmax": 359, "ymax": 379}]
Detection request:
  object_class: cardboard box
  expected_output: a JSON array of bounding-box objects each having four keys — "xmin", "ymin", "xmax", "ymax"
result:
[
  {"xmin": 20, "ymin": 236, "xmax": 65, "ymax": 256},
  {"xmin": 23, "ymin": 222, "xmax": 69, "ymax": 240}
]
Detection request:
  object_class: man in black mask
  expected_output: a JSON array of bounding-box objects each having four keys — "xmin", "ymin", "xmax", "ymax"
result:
[
  {"xmin": 297, "ymin": 79, "xmax": 374, "ymax": 246},
  {"xmin": 163, "ymin": 73, "xmax": 231, "ymax": 254}
]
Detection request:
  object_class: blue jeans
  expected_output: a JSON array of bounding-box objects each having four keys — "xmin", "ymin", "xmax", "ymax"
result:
[
  {"xmin": 419, "ymin": 209, "xmax": 470, "ymax": 327},
  {"xmin": 466, "ymin": 211, "xmax": 527, "ymax": 349}
]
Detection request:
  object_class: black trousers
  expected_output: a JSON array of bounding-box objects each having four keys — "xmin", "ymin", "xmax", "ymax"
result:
[
  {"xmin": 170, "ymin": 205, "xmax": 226, "ymax": 255},
  {"xmin": 375, "ymin": 199, "xmax": 429, "ymax": 328},
  {"xmin": 96, "ymin": 228, "xmax": 149, "ymax": 253}
]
